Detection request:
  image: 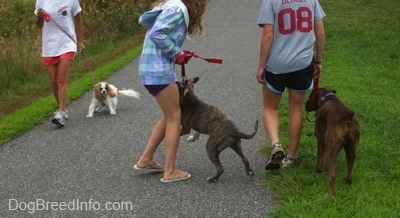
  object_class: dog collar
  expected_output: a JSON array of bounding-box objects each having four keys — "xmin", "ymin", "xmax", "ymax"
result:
[{"xmin": 318, "ymin": 93, "xmax": 336, "ymax": 107}]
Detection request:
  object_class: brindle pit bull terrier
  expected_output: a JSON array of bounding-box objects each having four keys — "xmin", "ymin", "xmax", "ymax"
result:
[
  {"xmin": 179, "ymin": 77, "xmax": 258, "ymax": 182},
  {"xmin": 307, "ymin": 87, "xmax": 360, "ymax": 196}
]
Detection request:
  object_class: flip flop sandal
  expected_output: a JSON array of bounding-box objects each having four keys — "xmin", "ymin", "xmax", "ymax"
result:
[
  {"xmin": 133, "ymin": 164, "xmax": 164, "ymax": 173},
  {"xmin": 160, "ymin": 172, "xmax": 191, "ymax": 183}
]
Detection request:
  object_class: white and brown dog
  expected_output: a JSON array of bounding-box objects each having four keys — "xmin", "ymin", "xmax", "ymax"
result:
[{"xmin": 86, "ymin": 82, "xmax": 140, "ymax": 117}]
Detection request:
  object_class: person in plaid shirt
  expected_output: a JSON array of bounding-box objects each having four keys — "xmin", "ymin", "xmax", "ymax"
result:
[{"xmin": 134, "ymin": 0, "xmax": 208, "ymax": 183}]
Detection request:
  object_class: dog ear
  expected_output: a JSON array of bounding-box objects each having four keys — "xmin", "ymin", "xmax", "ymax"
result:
[
  {"xmin": 94, "ymin": 84, "xmax": 102, "ymax": 100},
  {"xmin": 193, "ymin": 77, "xmax": 199, "ymax": 83},
  {"xmin": 107, "ymin": 83, "xmax": 117, "ymax": 98}
]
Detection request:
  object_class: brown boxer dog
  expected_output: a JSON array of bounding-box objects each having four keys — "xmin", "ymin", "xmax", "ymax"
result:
[{"xmin": 306, "ymin": 87, "xmax": 360, "ymax": 196}]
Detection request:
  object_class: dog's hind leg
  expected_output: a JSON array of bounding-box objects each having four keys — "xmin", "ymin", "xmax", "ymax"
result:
[
  {"xmin": 230, "ymin": 139, "xmax": 255, "ymax": 179},
  {"xmin": 325, "ymin": 139, "xmax": 341, "ymax": 197},
  {"xmin": 316, "ymin": 139, "xmax": 325, "ymax": 173},
  {"xmin": 206, "ymin": 138, "xmax": 225, "ymax": 183},
  {"xmin": 343, "ymin": 143, "xmax": 357, "ymax": 185}
]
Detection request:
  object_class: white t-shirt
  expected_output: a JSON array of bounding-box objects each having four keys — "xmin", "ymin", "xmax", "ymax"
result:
[{"xmin": 35, "ymin": 0, "xmax": 82, "ymax": 57}]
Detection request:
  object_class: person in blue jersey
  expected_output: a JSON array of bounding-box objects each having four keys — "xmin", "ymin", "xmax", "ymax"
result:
[
  {"xmin": 134, "ymin": 0, "xmax": 208, "ymax": 183},
  {"xmin": 256, "ymin": 0, "xmax": 326, "ymax": 170}
]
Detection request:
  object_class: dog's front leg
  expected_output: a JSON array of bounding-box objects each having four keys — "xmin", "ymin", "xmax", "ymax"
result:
[
  {"xmin": 187, "ymin": 131, "xmax": 200, "ymax": 143},
  {"xmin": 180, "ymin": 125, "xmax": 191, "ymax": 136},
  {"xmin": 109, "ymin": 98, "xmax": 117, "ymax": 115},
  {"xmin": 86, "ymin": 100, "xmax": 96, "ymax": 117}
]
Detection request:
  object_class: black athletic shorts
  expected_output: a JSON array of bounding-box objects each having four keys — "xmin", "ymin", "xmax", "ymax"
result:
[{"xmin": 264, "ymin": 60, "xmax": 314, "ymax": 94}]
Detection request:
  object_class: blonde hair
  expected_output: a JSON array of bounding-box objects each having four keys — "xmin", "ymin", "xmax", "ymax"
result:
[{"xmin": 151, "ymin": 0, "xmax": 208, "ymax": 36}]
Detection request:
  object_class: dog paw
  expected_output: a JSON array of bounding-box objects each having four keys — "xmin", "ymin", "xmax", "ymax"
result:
[
  {"xmin": 187, "ymin": 135, "xmax": 197, "ymax": 142},
  {"xmin": 207, "ymin": 177, "xmax": 218, "ymax": 183},
  {"xmin": 86, "ymin": 115, "xmax": 93, "ymax": 118},
  {"xmin": 345, "ymin": 177, "xmax": 353, "ymax": 185}
]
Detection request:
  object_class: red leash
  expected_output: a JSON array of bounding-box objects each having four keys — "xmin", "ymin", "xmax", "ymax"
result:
[
  {"xmin": 44, "ymin": 13, "xmax": 96, "ymax": 83},
  {"xmin": 305, "ymin": 67, "xmax": 321, "ymax": 121},
  {"xmin": 179, "ymin": 51, "xmax": 223, "ymax": 80}
]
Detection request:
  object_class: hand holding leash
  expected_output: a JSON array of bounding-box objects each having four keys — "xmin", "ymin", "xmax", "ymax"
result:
[{"xmin": 175, "ymin": 52, "xmax": 194, "ymax": 65}]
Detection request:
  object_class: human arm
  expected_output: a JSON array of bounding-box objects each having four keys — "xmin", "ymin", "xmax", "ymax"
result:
[
  {"xmin": 148, "ymin": 8, "xmax": 185, "ymax": 59},
  {"xmin": 257, "ymin": 24, "xmax": 274, "ymax": 84},
  {"xmin": 314, "ymin": 20, "xmax": 325, "ymax": 72},
  {"xmin": 74, "ymin": 12, "xmax": 85, "ymax": 53}
]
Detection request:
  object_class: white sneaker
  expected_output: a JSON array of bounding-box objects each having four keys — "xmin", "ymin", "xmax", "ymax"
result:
[
  {"xmin": 282, "ymin": 157, "xmax": 297, "ymax": 168},
  {"xmin": 52, "ymin": 111, "xmax": 67, "ymax": 127},
  {"xmin": 64, "ymin": 109, "xmax": 69, "ymax": 120},
  {"xmin": 53, "ymin": 109, "xmax": 68, "ymax": 119}
]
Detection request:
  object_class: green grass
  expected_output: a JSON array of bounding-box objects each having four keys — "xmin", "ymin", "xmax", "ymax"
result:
[
  {"xmin": 0, "ymin": 45, "xmax": 143, "ymax": 145},
  {"xmin": 0, "ymin": 0, "xmax": 399, "ymax": 217},
  {"xmin": 260, "ymin": 0, "xmax": 400, "ymax": 217}
]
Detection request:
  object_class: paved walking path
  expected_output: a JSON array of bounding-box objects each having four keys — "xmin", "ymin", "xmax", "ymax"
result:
[{"xmin": 0, "ymin": 0, "xmax": 276, "ymax": 217}]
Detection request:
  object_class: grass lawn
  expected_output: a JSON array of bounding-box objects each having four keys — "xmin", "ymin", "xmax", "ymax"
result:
[
  {"xmin": 0, "ymin": 0, "xmax": 399, "ymax": 217},
  {"xmin": 259, "ymin": 0, "xmax": 400, "ymax": 217}
]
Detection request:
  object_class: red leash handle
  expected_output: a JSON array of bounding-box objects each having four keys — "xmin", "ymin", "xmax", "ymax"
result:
[
  {"xmin": 313, "ymin": 67, "xmax": 321, "ymax": 89},
  {"xmin": 192, "ymin": 54, "xmax": 223, "ymax": 64},
  {"xmin": 178, "ymin": 51, "xmax": 223, "ymax": 80},
  {"xmin": 182, "ymin": 51, "xmax": 223, "ymax": 64}
]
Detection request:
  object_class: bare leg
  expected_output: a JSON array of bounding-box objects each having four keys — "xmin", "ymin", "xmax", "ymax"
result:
[
  {"xmin": 46, "ymin": 59, "xmax": 71, "ymax": 111},
  {"xmin": 287, "ymin": 90, "xmax": 306, "ymax": 159},
  {"xmin": 136, "ymin": 117, "xmax": 167, "ymax": 168},
  {"xmin": 262, "ymin": 86, "xmax": 285, "ymax": 170},
  {"xmin": 136, "ymin": 83, "xmax": 188, "ymax": 180},
  {"xmin": 262, "ymin": 85, "xmax": 281, "ymax": 145},
  {"xmin": 56, "ymin": 59, "xmax": 72, "ymax": 112},
  {"xmin": 46, "ymin": 65, "xmax": 59, "ymax": 106},
  {"xmin": 155, "ymin": 83, "xmax": 188, "ymax": 180}
]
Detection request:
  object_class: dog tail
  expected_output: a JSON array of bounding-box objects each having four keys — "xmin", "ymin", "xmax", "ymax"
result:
[
  {"xmin": 232, "ymin": 120, "xmax": 258, "ymax": 139},
  {"xmin": 118, "ymin": 89, "xmax": 141, "ymax": 99}
]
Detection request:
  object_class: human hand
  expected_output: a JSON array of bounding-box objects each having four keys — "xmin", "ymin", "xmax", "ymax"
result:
[
  {"xmin": 37, "ymin": 9, "xmax": 45, "ymax": 18},
  {"xmin": 37, "ymin": 9, "xmax": 51, "ymax": 22},
  {"xmin": 256, "ymin": 68, "xmax": 265, "ymax": 84},
  {"xmin": 175, "ymin": 52, "xmax": 193, "ymax": 65},
  {"xmin": 314, "ymin": 64, "xmax": 322, "ymax": 78},
  {"xmin": 78, "ymin": 42, "xmax": 85, "ymax": 53},
  {"xmin": 182, "ymin": 50, "xmax": 194, "ymax": 55}
]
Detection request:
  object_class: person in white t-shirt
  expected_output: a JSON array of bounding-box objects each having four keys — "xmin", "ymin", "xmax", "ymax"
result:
[{"xmin": 35, "ymin": 0, "xmax": 85, "ymax": 127}]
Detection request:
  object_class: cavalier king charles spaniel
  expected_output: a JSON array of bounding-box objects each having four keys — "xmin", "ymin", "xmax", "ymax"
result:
[{"xmin": 86, "ymin": 82, "xmax": 140, "ymax": 117}]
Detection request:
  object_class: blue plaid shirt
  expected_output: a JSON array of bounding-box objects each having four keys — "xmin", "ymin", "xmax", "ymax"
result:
[{"xmin": 138, "ymin": 2, "xmax": 188, "ymax": 85}]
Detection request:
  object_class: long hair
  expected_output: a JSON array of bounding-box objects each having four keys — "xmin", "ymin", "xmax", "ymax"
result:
[
  {"xmin": 182, "ymin": 0, "xmax": 208, "ymax": 36},
  {"xmin": 151, "ymin": 0, "xmax": 208, "ymax": 36}
]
